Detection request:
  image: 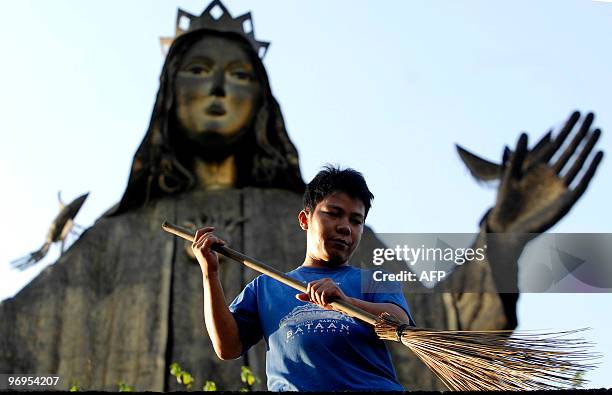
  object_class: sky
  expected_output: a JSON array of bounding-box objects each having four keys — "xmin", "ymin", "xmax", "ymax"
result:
[{"xmin": 0, "ymin": 0, "xmax": 611, "ymax": 389}]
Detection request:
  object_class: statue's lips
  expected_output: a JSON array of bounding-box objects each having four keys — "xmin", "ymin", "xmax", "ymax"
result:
[{"xmin": 205, "ymin": 103, "xmax": 227, "ymax": 116}]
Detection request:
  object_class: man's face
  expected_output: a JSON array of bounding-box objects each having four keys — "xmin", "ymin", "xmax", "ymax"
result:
[
  {"xmin": 299, "ymin": 192, "xmax": 365, "ymax": 266},
  {"xmin": 174, "ymin": 36, "xmax": 262, "ymax": 139}
]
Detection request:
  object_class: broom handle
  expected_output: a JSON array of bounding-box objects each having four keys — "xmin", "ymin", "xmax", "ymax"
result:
[{"xmin": 162, "ymin": 221, "xmax": 379, "ymax": 325}]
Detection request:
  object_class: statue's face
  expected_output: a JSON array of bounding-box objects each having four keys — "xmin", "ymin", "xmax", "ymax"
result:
[{"xmin": 174, "ymin": 36, "xmax": 262, "ymax": 138}]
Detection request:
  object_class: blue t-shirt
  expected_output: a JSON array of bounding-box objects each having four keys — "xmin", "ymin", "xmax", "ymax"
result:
[{"xmin": 228, "ymin": 265, "xmax": 412, "ymax": 391}]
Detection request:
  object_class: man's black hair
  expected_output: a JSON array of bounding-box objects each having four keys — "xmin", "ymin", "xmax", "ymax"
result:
[{"xmin": 303, "ymin": 165, "xmax": 374, "ymax": 217}]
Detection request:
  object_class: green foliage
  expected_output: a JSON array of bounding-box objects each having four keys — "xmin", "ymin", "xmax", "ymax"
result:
[
  {"xmin": 169, "ymin": 362, "xmax": 181, "ymax": 377},
  {"xmin": 68, "ymin": 381, "xmax": 80, "ymax": 392},
  {"xmin": 170, "ymin": 362, "xmax": 194, "ymax": 390},
  {"xmin": 203, "ymin": 380, "xmax": 217, "ymax": 391},
  {"xmin": 572, "ymin": 371, "xmax": 585, "ymax": 389},
  {"xmin": 167, "ymin": 361, "xmax": 260, "ymax": 391},
  {"xmin": 64, "ymin": 362, "xmax": 261, "ymax": 392},
  {"xmin": 240, "ymin": 365, "xmax": 260, "ymax": 391},
  {"xmin": 118, "ymin": 382, "xmax": 133, "ymax": 392}
]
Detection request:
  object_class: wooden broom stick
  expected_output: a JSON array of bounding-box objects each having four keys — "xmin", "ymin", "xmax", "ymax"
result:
[{"xmin": 161, "ymin": 221, "xmax": 380, "ymax": 325}]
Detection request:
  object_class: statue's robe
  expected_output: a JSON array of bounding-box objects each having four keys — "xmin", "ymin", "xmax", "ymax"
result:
[{"xmin": 0, "ymin": 188, "xmax": 509, "ymax": 391}]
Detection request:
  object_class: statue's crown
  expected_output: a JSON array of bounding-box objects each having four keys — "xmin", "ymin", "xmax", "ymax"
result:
[{"xmin": 160, "ymin": 0, "xmax": 270, "ymax": 58}]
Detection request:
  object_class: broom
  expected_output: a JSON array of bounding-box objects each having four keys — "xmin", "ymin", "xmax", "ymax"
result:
[{"xmin": 161, "ymin": 221, "xmax": 598, "ymax": 391}]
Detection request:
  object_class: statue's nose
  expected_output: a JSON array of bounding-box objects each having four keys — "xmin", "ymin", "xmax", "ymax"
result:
[{"xmin": 209, "ymin": 70, "xmax": 226, "ymax": 97}]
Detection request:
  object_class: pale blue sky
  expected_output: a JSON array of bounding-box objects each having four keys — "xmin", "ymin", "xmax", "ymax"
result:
[{"xmin": 0, "ymin": 0, "xmax": 610, "ymax": 388}]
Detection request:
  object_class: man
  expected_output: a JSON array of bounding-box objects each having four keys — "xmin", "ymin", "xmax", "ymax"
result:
[{"xmin": 192, "ymin": 165, "xmax": 413, "ymax": 391}]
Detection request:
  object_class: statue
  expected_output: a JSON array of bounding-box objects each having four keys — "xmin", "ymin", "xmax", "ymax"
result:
[{"xmin": 0, "ymin": 1, "xmax": 603, "ymax": 391}]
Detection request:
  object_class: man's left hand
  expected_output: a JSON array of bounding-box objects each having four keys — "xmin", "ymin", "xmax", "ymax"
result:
[{"xmin": 295, "ymin": 278, "xmax": 348, "ymax": 310}]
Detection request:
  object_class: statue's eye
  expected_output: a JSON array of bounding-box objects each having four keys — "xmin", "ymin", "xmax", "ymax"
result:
[
  {"xmin": 187, "ymin": 65, "xmax": 209, "ymax": 75},
  {"xmin": 231, "ymin": 70, "xmax": 253, "ymax": 81}
]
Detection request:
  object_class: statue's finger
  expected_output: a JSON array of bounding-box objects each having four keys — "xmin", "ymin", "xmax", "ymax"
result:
[
  {"xmin": 563, "ymin": 129, "xmax": 601, "ymax": 186},
  {"xmin": 539, "ymin": 111, "xmax": 581, "ymax": 163},
  {"xmin": 529, "ymin": 129, "xmax": 552, "ymax": 160},
  {"xmin": 502, "ymin": 145, "xmax": 511, "ymax": 167},
  {"xmin": 568, "ymin": 151, "xmax": 604, "ymax": 203},
  {"xmin": 525, "ymin": 129, "xmax": 553, "ymax": 170},
  {"xmin": 552, "ymin": 115, "xmax": 593, "ymax": 174},
  {"xmin": 509, "ymin": 133, "xmax": 528, "ymax": 180}
]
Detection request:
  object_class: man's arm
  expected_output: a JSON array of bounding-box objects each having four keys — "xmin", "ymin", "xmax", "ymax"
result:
[
  {"xmin": 202, "ymin": 271, "xmax": 243, "ymax": 360},
  {"xmin": 345, "ymin": 297, "xmax": 411, "ymax": 324},
  {"xmin": 296, "ymin": 278, "xmax": 412, "ymax": 324},
  {"xmin": 193, "ymin": 227, "xmax": 243, "ymax": 360}
]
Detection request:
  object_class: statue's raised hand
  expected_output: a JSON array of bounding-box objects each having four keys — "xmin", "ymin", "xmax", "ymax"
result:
[{"xmin": 457, "ymin": 111, "xmax": 604, "ymax": 234}]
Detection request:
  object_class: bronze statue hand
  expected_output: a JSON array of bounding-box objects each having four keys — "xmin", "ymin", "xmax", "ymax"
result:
[{"xmin": 487, "ymin": 111, "xmax": 604, "ymax": 234}]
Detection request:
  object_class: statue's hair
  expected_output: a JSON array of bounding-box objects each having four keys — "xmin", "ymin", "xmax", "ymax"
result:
[{"xmin": 109, "ymin": 30, "xmax": 304, "ymax": 215}]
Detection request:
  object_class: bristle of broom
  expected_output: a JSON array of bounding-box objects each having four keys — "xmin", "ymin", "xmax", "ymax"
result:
[{"xmin": 374, "ymin": 313, "xmax": 599, "ymax": 391}]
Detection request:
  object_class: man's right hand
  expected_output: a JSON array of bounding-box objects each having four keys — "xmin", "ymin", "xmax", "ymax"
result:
[{"xmin": 192, "ymin": 227, "xmax": 226, "ymax": 277}]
